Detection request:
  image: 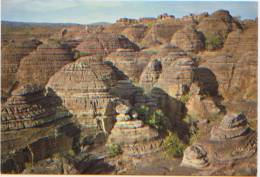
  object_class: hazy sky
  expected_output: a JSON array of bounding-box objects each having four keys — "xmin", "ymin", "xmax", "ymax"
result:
[{"xmin": 1, "ymin": 0, "xmax": 258, "ymax": 24}]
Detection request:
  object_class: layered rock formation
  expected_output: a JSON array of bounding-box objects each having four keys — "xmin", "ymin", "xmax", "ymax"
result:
[
  {"xmin": 121, "ymin": 24, "xmax": 148, "ymax": 45},
  {"xmin": 1, "ymin": 84, "xmax": 79, "ymax": 173},
  {"xmin": 139, "ymin": 59, "xmax": 162, "ymax": 93},
  {"xmin": 46, "ymin": 56, "xmax": 118, "ymax": 137},
  {"xmin": 76, "ymin": 33, "xmax": 139, "ymax": 57},
  {"xmin": 105, "ymin": 48, "xmax": 151, "ymax": 82},
  {"xmin": 210, "ymin": 113, "xmax": 250, "ymax": 141},
  {"xmin": 181, "ymin": 144, "xmax": 209, "ymax": 169},
  {"xmin": 1, "ymin": 84, "xmax": 70, "ymax": 131},
  {"xmin": 141, "ymin": 19, "xmax": 183, "ymax": 47},
  {"xmin": 171, "ymin": 26, "xmax": 204, "ymax": 52},
  {"xmin": 197, "ymin": 9, "xmax": 241, "ymax": 50},
  {"xmin": 16, "ymin": 40, "xmax": 74, "ymax": 87},
  {"xmin": 157, "ymin": 56, "xmax": 195, "ymax": 97},
  {"xmin": 107, "ymin": 100, "xmax": 162, "ymax": 157},
  {"xmin": 1, "ymin": 39, "xmax": 41, "ymax": 100}
]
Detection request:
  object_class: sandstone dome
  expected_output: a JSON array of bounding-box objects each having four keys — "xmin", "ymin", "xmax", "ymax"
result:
[
  {"xmin": 46, "ymin": 56, "xmax": 118, "ymax": 135},
  {"xmin": 76, "ymin": 33, "xmax": 139, "ymax": 57},
  {"xmin": 105, "ymin": 48, "xmax": 151, "ymax": 82},
  {"xmin": 1, "ymin": 39, "xmax": 41, "ymax": 98},
  {"xmin": 157, "ymin": 56, "xmax": 195, "ymax": 97},
  {"xmin": 1, "ymin": 84, "xmax": 70, "ymax": 131},
  {"xmin": 16, "ymin": 40, "xmax": 74, "ymax": 87},
  {"xmin": 171, "ymin": 26, "xmax": 204, "ymax": 52},
  {"xmin": 121, "ymin": 24, "xmax": 148, "ymax": 45}
]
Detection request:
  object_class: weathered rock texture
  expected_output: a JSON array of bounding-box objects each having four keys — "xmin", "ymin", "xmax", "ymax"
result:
[
  {"xmin": 171, "ymin": 26, "xmax": 204, "ymax": 52},
  {"xmin": 16, "ymin": 41, "xmax": 74, "ymax": 87},
  {"xmin": 107, "ymin": 101, "xmax": 162, "ymax": 157},
  {"xmin": 157, "ymin": 56, "xmax": 195, "ymax": 97},
  {"xmin": 121, "ymin": 24, "xmax": 148, "ymax": 45},
  {"xmin": 142, "ymin": 19, "xmax": 183, "ymax": 47},
  {"xmin": 105, "ymin": 49, "xmax": 151, "ymax": 82},
  {"xmin": 46, "ymin": 56, "xmax": 118, "ymax": 137},
  {"xmin": 1, "ymin": 84, "xmax": 79, "ymax": 173},
  {"xmin": 197, "ymin": 9, "xmax": 241, "ymax": 50},
  {"xmin": 76, "ymin": 33, "xmax": 139, "ymax": 57},
  {"xmin": 1, "ymin": 39, "xmax": 41, "ymax": 100},
  {"xmin": 181, "ymin": 144, "xmax": 209, "ymax": 169}
]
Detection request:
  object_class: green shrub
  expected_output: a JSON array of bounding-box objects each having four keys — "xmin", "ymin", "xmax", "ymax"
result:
[
  {"xmin": 163, "ymin": 132, "xmax": 187, "ymax": 157},
  {"xmin": 106, "ymin": 144, "xmax": 122, "ymax": 157},
  {"xmin": 179, "ymin": 93, "xmax": 190, "ymax": 104},
  {"xmin": 205, "ymin": 34, "xmax": 223, "ymax": 50},
  {"xmin": 135, "ymin": 105, "xmax": 167, "ymax": 131}
]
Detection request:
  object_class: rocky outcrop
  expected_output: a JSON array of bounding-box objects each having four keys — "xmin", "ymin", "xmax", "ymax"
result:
[
  {"xmin": 76, "ymin": 33, "xmax": 139, "ymax": 57},
  {"xmin": 139, "ymin": 59, "xmax": 162, "ymax": 93},
  {"xmin": 210, "ymin": 113, "xmax": 250, "ymax": 141},
  {"xmin": 107, "ymin": 100, "xmax": 162, "ymax": 157},
  {"xmin": 105, "ymin": 49, "xmax": 151, "ymax": 82},
  {"xmin": 46, "ymin": 56, "xmax": 118, "ymax": 138},
  {"xmin": 1, "ymin": 39, "xmax": 41, "ymax": 99},
  {"xmin": 16, "ymin": 40, "xmax": 74, "ymax": 87},
  {"xmin": 171, "ymin": 26, "xmax": 204, "ymax": 52},
  {"xmin": 181, "ymin": 144, "xmax": 209, "ymax": 169}
]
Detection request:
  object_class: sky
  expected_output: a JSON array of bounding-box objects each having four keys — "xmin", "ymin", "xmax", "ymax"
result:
[{"xmin": 1, "ymin": 0, "xmax": 258, "ymax": 24}]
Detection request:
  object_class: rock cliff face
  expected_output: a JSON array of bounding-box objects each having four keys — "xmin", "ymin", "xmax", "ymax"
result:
[
  {"xmin": 1, "ymin": 84, "xmax": 79, "ymax": 173},
  {"xmin": 1, "ymin": 39, "xmax": 41, "ymax": 100},
  {"xmin": 46, "ymin": 56, "xmax": 118, "ymax": 138},
  {"xmin": 16, "ymin": 41, "xmax": 74, "ymax": 87},
  {"xmin": 76, "ymin": 33, "xmax": 139, "ymax": 57}
]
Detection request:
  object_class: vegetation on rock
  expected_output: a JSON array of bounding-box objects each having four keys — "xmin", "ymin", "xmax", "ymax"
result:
[
  {"xmin": 106, "ymin": 144, "xmax": 122, "ymax": 157},
  {"xmin": 163, "ymin": 132, "xmax": 187, "ymax": 157}
]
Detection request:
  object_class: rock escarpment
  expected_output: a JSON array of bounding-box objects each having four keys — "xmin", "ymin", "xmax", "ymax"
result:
[
  {"xmin": 121, "ymin": 24, "xmax": 148, "ymax": 45},
  {"xmin": 46, "ymin": 56, "xmax": 118, "ymax": 138},
  {"xmin": 107, "ymin": 101, "xmax": 162, "ymax": 157},
  {"xmin": 16, "ymin": 40, "xmax": 74, "ymax": 87}
]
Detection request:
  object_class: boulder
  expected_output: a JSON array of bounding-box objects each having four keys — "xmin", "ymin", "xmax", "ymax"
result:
[
  {"xmin": 210, "ymin": 112, "xmax": 250, "ymax": 141},
  {"xmin": 181, "ymin": 144, "xmax": 209, "ymax": 169}
]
